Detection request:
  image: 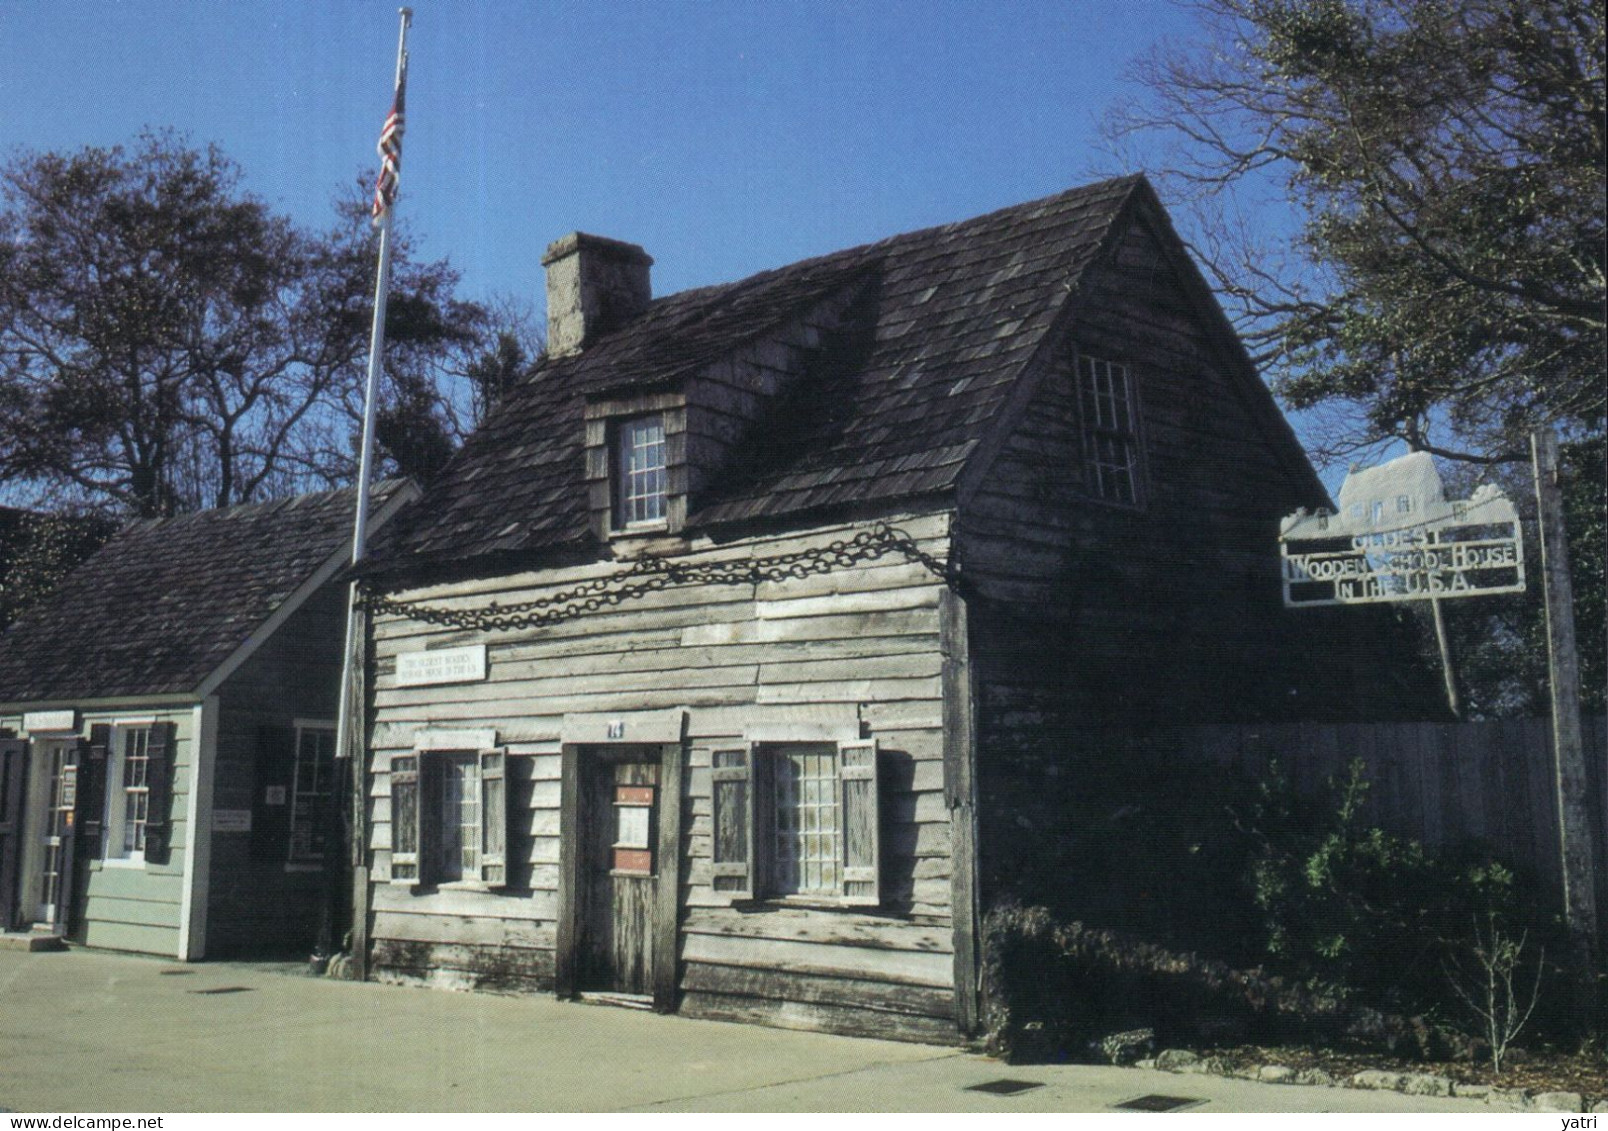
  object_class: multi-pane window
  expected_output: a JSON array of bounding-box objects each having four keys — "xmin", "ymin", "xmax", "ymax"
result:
[
  {"xmin": 287, "ymin": 725, "xmax": 336, "ymax": 868},
  {"xmin": 772, "ymin": 746, "xmax": 841, "ymax": 897},
  {"xmin": 438, "ymin": 753, "xmax": 481, "ymax": 883},
  {"xmin": 1078, "ymin": 354, "xmax": 1143, "ymax": 506},
  {"xmin": 615, "ymin": 415, "xmax": 667, "ymax": 527},
  {"xmin": 389, "ymin": 748, "xmax": 507, "ymax": 888},
  {"xmin": 710, "ymin": 740, "xmax": 880, "ymax": 905},
  {"xmin": 115, "ymin": 727, "xmax": 151, "ymax": 857},
  {"xmin": 100, "ymin": 722, "xmax": 174, "ymax": 864}
]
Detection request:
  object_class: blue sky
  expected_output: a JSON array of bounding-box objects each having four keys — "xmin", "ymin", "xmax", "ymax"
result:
[
  {"xmin": 1, "ymin": 0, "xmax": 1202, "ymax": 305},
  {"xmin": 5, "ymin": 2, "xmax": 1363, "ymax": 486}
]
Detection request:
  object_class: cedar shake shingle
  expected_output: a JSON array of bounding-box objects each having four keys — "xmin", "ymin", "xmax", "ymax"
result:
[
  {"xmin": 370, "ymin": 177, "xmax": 1144, "ymax": 574},
  {"xmin": 0, "ymin": 482, "xmax": 408, "ymax": 704}
]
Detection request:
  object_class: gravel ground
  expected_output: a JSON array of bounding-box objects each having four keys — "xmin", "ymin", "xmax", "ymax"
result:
[{"xmin": 1209, "ymin": 1043, "xmax": 1607, "ymax": 1107}]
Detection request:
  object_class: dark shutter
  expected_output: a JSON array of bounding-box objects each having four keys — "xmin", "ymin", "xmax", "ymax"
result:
[
  {"xmin": 838, "ymin": 739, "xmax": 881, "ymax": 905},
  {"xmin": 389, "ymin": 754, "xmax": 420, "ymax": 883},
  {"xmin": 709, "ymin": 745, "xmax": 755, "ymax": 898},
  {"xmin": 0, "ymin": 738, "xmax": 26, "ymax": 931},
  {"xmin": 78, "ymin": 725, "xmax": 111, "ymax": 850},
  {"xmin": 251, "ymin": 725, "xmax": 296, "ymax": 863},
  {"xmin": 478, "ymin": 748, "xmax": 507, "ymax": 887},
  {"xmin": 142, "ymin": 721, "xmax": 177, "ymax": 866}
]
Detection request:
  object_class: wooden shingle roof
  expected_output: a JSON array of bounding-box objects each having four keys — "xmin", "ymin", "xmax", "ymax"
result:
[
  {"xmin": 374, "ymin": 175, "xmax": 1146, "ymax": 571},
  {"xmin": 0, "ymin": 482, "xmax": 408, "ymax": 705}
]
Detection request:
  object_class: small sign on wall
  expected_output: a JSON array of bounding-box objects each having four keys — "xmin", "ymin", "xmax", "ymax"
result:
[
  {"xmin": 213, "ymin": 810, "xmax": 253, "ymax": 833},
  {"xmin": 395, "ymin": 645, "xmax": 488, "ymax": 687}
]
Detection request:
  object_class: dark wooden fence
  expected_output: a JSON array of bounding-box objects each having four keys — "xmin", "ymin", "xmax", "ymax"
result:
[{"xmin": 1143, "ymin": 716, "xmax": 1607, "ymax": 923}]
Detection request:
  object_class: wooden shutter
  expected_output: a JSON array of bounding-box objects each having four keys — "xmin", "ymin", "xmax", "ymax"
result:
[
  {"xmin": 709, "ymin": 745, "xmax": 755, "ymax": 898},
  {"xmin": 142, "ymin": 722, "xmax": 177, "ymax": 867},
  {"xmin": 838, "ymin": 739, "xmax": 880, "ymax": 905},
  {"xmin": 0, "ymin": 738, "xmax": 25, "ymax": 931},
  {"xmin": 478, "ymin": 748, "xmax": 507, "ymax": 887},
  {"xmin": 78, "ymin": 725, "xmax": 110, "ymax": 850},
  {"xmin": 389, "ymin": 754, "xmax": 420, "ymax": 883}
]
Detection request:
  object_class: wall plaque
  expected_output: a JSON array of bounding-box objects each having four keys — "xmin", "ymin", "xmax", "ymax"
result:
[
  {"xmin": 395, "ymin": 644, "xmax": 488, "ymax": 687},
  {"xmin": 23, "ymin": 709, "xmax": 77, "ymax": 733},
  {"xmin": 213, "ymin": 809, "xmax": 253, "ymax": 833}
]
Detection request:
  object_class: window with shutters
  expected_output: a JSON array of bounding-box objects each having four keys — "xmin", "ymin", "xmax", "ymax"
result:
[
  {"xmin": 388, "ymin": 747, "xmax": 508, "ymax": 889},
  {"xmin": 104, "ymin": 725, "xmax": 152, "ymax": 861},
  {"xmin": 1077, "ymin": 353, "xmax": 1144, "ymax": 507},
  {"xmin": 709, "ymin": 739, "xmax": 880, "ymax": 905},
  {"xmin": 286, "ymin": 723, "xmax": 336, "ymax": 869}
]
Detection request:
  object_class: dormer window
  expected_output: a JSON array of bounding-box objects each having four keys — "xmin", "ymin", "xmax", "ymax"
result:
[
  {"xmin": 585, "ymin": 395, "xmax": 685, "ymax": 540},
  {"xmin": 615, "ymin": 414, "xmax": 667, "ymax": 527}
]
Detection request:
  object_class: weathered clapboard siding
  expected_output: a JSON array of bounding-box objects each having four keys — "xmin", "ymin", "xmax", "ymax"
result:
[
  {"xmin": 956, "ymin": 213, "xmax": 1443, "ymax": 904},
  {"xmin": 203, "ymin": 584, "xmax": 346, "ymax": 958},
  {"xmin": 365, "ymin": 514, "xmax": 957, "ymax": 1028}
]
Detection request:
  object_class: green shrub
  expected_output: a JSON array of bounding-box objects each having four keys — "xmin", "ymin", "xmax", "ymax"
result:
[
  {"xmin": 980, "ymin": 903, "xmax": 1470, "ymax": 1064},
  {"xmin": 1239, "ymin": 758, "xmax": 1559, "ymax": 1022}
]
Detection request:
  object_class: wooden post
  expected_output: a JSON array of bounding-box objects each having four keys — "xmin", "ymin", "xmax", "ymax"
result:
[
  {"xmin": 345, "ymin": 592, "xmax": 371, "ymax": 981},
  {"xmin": 1531, "ymin": 428, "xmax": 1599, "ymax": 992},
  {"xmin": 940, "ymin": 588, "xmax": 983, "ymax": 1036},
  {"xmin": 651, "ymin": 728, "xmax": 686, "ymax": 1014}
]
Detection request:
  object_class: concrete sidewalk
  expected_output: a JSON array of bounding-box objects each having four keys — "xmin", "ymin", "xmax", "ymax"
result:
[{"xmin": 0, "ymin": 947, "xmax": 1491, "ymax": 1113}]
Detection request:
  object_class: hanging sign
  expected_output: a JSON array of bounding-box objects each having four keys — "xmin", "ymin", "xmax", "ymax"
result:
[
  {"xmin": 395, "ymin": 644, "xmax": 488, "ymax": 687},
  {"xmin": 1280, "ymin": 452, "xmax": 1525, "ymax": 608}
]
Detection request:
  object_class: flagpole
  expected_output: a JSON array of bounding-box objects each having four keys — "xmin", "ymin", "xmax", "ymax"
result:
[
  {"xmin": 350, "ymin": 7, "xmax": 411, "ymax": 570},
  {"xmin": 334, "ymin": 6, "xmax": 412, "ymax": 981}
]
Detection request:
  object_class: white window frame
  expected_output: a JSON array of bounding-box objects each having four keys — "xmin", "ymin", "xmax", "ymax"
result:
[
  {"xmin": 613, "ymin": 413, "xmax": 668, "ymax": 529},
  {"xmin": 1076, "ymin": 353, "xmax": 1145, "ymax": 508},
  {"xmin": 102, "ymin": 720, "xmax": 155, "ymax": 867},
  {"xmin": 285, "ymin": 719, "xmax": 337, "ymax": 872}
]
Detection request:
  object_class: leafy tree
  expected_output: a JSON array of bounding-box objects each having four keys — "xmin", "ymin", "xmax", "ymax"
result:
[
  {"xmin": 1107, "ymin": 0, "xmax": 1604, "ymax": 465},
  {"xmin": 0, "ymin": 132, "xmax": 525, "ymax": 515},
  {"xmin": 0, "ymin": 508, "xmax": 116, "ymax": 631},
  {"xmin": 1434, "ymin": 435, "xmax": 1605, "ymax": 716},
  {"xmin": 1107, "ymin": 0, "xmax": 1604, "ymax": 717}
]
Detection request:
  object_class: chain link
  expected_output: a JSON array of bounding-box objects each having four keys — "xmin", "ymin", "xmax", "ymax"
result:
[{"xmin": 358, "ymin": 522, "xmax": 954, "ymax": 632}]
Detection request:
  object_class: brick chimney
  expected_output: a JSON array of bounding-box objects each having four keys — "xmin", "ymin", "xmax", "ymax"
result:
[{"xmin": 541, "ymin": 232, "xmax": 653, "ymax": 357}]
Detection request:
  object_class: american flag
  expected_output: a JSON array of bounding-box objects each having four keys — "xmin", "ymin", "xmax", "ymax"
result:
[{"xmin": 371, "ymin": 74, "xmax": 406, "ymax": 225}]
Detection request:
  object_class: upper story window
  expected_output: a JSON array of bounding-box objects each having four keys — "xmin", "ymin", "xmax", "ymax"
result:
[
  {"xmin": 1077, "ymin": 354, "xmax": 1143, "ymax": 507},
  {"xmin": 615, "ymin": 414, "xmax": 667, "ymax": 528}
]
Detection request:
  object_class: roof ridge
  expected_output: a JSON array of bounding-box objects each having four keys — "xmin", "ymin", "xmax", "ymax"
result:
[
  {"xmin": 646, "ymin": 174, "xmax": 1150, "ymax": 310},
  {"xmin": 120, "ymin": 479, "xmax": 404, "ymax": 533}
]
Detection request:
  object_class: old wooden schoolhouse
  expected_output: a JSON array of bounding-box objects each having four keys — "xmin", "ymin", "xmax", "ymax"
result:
[
  {"xmin": 353, "ymin": 176, "xmax": 1426, "ymax": 1041},
  {"xmin": 0, "ymin": 482, "xmax": 414, "ymax": 959}
]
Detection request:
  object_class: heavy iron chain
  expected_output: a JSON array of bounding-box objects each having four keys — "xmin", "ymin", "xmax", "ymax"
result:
[{"xmin": 357, "ymin": 522, "xmax": 954, "ymax": 633}]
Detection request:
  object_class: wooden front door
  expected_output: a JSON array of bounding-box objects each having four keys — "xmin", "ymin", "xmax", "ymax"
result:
[{"xmin": 576, "ymin": 749, "xmax": 660, "ymax": 996}]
